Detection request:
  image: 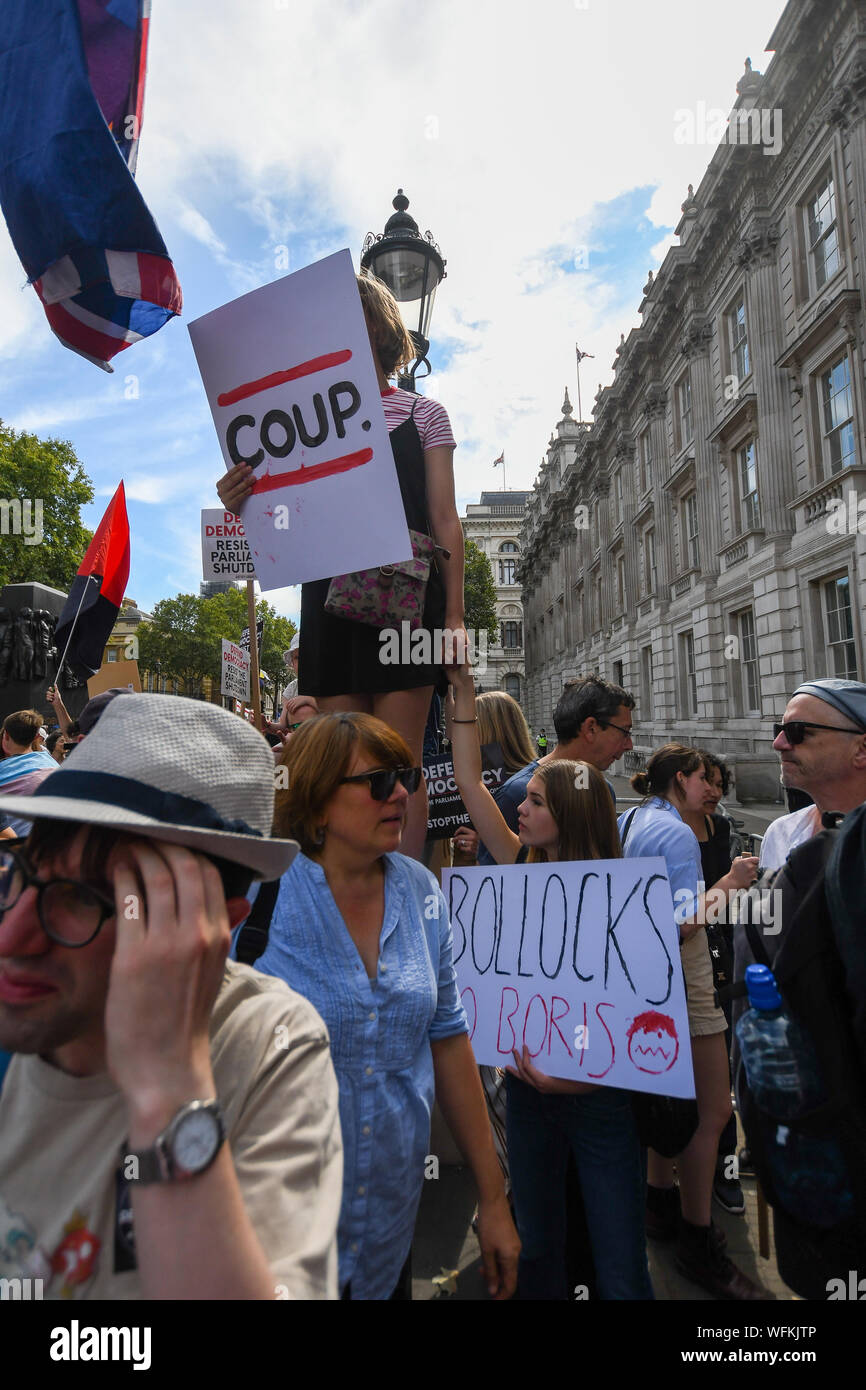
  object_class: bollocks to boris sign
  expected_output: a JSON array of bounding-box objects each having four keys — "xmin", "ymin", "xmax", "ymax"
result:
[
  {"xmin": 220, "ymin": 639, "xmax": 250, "ymax": 702},
  {"xmin": 189, "ymin": 249, "xmax": 412, "ymax": 592},
  {"xmin": 442, "ymin": 858, "xmax": 695, "ymax": 1098},
  {"xmin": 201, "ymin": 509, "xmax": 255, "ymax": 581}
]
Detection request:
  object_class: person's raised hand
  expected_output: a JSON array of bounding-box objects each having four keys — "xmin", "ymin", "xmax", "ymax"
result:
[
  {"xmin": 105, "ymin": 840, "xmax": 231, "ymax": 1126},
  {"xmin": 217, "ymin": 463, "xmax": 255, "ymax": 514}
]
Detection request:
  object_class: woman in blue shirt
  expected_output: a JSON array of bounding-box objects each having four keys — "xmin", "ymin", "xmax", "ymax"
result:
[
  {"xmin": 254, "ymin": 711, "xmax": 519, "ymax": 1300},
  {"xmin": 618, "ymin": 744, "xmax": 768, "ymax": 1302}
]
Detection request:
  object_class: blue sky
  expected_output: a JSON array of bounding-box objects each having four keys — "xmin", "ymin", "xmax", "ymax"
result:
[{"xmin": 0, "ymin": 0, "xmax": 787, "ymax": 622}]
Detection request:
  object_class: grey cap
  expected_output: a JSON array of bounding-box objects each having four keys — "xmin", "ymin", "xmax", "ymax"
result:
[{"xmin": 792, "ymin": 679, "xmax": 866, "ymax": 731}]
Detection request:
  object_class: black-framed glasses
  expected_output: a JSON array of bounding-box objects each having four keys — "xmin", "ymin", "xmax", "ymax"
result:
[
  {"xmin": 598, "ymin": 720, "xmax": 633, "ymax": 740},
  {"xmin": 339, "ymin": 767, "xmax": 422, "ymax": 801},
  {"xmin": 0, "ymin": 847, "xmax": 116, "ymax": 948},
  {"xmin": 773, "ymin": 720, "xmax": 864, "ymax": 746}
]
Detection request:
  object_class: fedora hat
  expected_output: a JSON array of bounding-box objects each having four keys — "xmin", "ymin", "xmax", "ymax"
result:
[{"xmin": 0, "ymin": 694, "xmax": 297, "ymax": 881}]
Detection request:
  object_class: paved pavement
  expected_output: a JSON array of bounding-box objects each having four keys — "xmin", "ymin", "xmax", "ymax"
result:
[{"xmin": 411, "ymin": 1116, "xmax": 794, "ymax": 1302}]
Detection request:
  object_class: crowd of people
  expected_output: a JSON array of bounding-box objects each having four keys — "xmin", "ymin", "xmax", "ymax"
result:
[{"xmin": 0, "ymin": 271, "xmax": 863, "ymax": 1302}]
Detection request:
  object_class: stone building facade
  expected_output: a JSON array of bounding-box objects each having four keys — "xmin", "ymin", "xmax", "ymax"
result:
[
  {"xmin": 520, "ymin": 0, "xmax": 866, "ymax": 799},
  {"xmin": 461, "ymin": 490, "xmax": 531, "ymax": 703}
]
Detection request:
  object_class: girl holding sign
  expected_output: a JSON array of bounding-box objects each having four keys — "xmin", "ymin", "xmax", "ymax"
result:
[
  {"xmin": 446, "ymin": 662, "xmax": 653, "ymax": 1301},
  {"xmin": 217, "ymin": 273, "xmax": 465, "ymax": 861}
]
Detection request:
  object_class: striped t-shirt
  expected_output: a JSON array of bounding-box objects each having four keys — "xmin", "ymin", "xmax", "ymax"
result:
[{"xmin": 381, "ymin": 387, "xmax": 456, "ymax": 450}]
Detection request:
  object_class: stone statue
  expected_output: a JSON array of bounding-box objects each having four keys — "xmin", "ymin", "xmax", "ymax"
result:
[
  {"xmin": 0, "ymin": 607, "xmax": 12, "ymax": 684},
  {"xmin": 11, "ymin": 607, "xmax": 36, "ymax": 683},
  {"xmin": 32, "ymin": 609, "xmax": 56, "ymax": 680}
]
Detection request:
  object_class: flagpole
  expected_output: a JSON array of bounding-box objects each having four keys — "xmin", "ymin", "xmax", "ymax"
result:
[
  {"xmin": 246, "ymin": 579, "xmax": 263, "ymax": 733},
  {"xmin": 575, "ymin": 346, "xmax": 583, "ymax": 424},
  {"xmin": 51, "ymin": 574, "xmax": 97, "ymax": 686},
  {"xmin": 502, "ymin": 452, "xmax": 507, "ymax": 492}
]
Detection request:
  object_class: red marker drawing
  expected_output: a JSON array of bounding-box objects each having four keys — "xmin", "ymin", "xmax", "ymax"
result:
[
  {"xmin": 217, "ymin": 349, "xmax": 353, "ymax": 407},
  {"xmin": 250, "ymin": 448, "xmax": 373, "ymax": 491}
]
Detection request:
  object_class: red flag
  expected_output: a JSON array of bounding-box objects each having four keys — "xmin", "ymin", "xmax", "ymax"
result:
[{"xmin": 54, "ymin": 482, "xmax": 131, "ymax": 679}]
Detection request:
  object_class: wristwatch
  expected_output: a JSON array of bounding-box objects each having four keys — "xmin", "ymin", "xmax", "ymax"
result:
[{"xmin": 125, "ymin": 1100, "xmax": 226, "ymax": 1183}]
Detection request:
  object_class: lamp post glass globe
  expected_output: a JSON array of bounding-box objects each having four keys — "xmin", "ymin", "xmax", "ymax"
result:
[{"xmin": 361, "ymin": 190, "xmax": 446, "ymax": 385}]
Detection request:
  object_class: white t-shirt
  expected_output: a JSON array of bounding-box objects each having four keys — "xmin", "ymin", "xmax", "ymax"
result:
[{"xmin": 758, "ymin": 804, "xmax": 821, "ymax": 872}]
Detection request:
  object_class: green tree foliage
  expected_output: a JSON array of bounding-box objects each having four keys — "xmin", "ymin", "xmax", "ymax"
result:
[
  {"xmin": 462, "ymin": 536, "xmax": 499, "ymax": 644},
  {"xmin": 0, "ymin": 423, "xmax": 94, "ymax": 590},
  {"xmin": 136, "ymin": 589, "xmax": 295, "ymax": 700}
]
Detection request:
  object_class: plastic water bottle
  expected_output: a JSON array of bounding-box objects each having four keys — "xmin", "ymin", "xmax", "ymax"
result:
[{"xmin": 735, "ymin": 964, "xmax": 852, "ymax": 1227}]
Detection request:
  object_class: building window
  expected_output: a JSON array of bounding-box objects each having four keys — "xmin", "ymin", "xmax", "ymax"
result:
[
  {"xmin": 499, "ymin": 558, "xmax": 516, "ymax": 585},
  {"xmin": 641, "ymin": 645, "xmax": 654, "ymax": 719},
  {"xmin": 500, "ymin": 541, "xmax": 518, "ymax": 553},
  {"xmin": 823, "ymin": 575, "xmax": 858, "ymax": 679},
  {"xmin": 502, "ymin": 620, "xmax": 522, "ymax": 649},
  {"xmin": 734, "ymin": 608, "xmax": 760, "ymax": 715},
  {"xmin": 820, "ymin": 355, "xmax": 856, "ymax": 475},
  {"xmin": 504, "ymin": 674, "xmax": 521, "ymax": 703},
  {"xmin": 641, "ymin": 526, "xmax": 656, "ymax": 595},
  {"xmin": 679, "ymin": 630, "xmax": 698, "ymax": 717},
  {"xmin": 639, "ymin": 429, "xmax": 653, "ymax": 494},
  {"xmin": 612, "ymin": 469, "xmax": 623, "ymax": 526},
  {"xmin": 682, "ymin": 491, "xmax": 699, "ymax": 570},
  {"xmin": 106, "ymin": 649, "xmax": 118, "ymax": 662},
  {"xmin": 676, "ymin": 373, "xmax": 693, "ymax": 450},
  {"xmin": 729, "ymin": 297, "xmax": 750, "ymax": 383},
  {"xmin": 616, "ymin": 553, "xmax": 626, "ymax": 610},
  {"xmin": 574, "ymin": 584, "xmax": 584, "ymax": 643},
  {"xmin": 737, "ymin": 441, "xmax": 761, "ymax": 531},
  {"xmin": 592, "ymin": 571, "xmax": 603, "ymax": 631},
  {"xmin": 612, "ymin": 659, "xmax": 624, "ymax": 689},
  {"xmin": 807, "ymin": 171, "xmax": 841, "ymax": 291}
]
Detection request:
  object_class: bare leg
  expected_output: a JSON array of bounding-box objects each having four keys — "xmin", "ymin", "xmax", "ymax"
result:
[
  {"xmin": 373, "ymin": 686, "xmax": 434, "ymax": 860},
  {"xmin": 315, "ymin": 693, "xmax": 374, "ymax": 714},
  {"xmin": 646, "ymin": 1152, "xmax": 676, "ymax": 1188},
  {"xmin": 676, "ymin": 1033, "xmax": 732, "ymax": 1226}
]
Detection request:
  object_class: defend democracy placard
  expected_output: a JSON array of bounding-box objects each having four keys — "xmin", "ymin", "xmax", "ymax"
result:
[
  {"xmin": 424, "ymin": 743, "xmax": 506, "ymax": 840},
  {"xmin": 189, "ymin": 249, "xmax": 412, "ymax": 592},
  {"xmin": 201, "ymin": 509, "xmax": 255, "ymax": 581},
  {"xmin": 442, "ymin": 859, "xmax": 695, "ymax": 1098},
  {"xmin": 220, "ymin": 639, "xmax": 250, "ymax": 702}
]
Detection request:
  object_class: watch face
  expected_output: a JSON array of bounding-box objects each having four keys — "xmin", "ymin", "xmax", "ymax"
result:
[{"xmin": 173, "ymin": 1108, "xmax": 221, "ymax": 1174}]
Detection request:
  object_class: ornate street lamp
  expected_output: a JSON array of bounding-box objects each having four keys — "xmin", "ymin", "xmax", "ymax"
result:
[{"xmin": 361, "ymin": 189, "xmax": 446, "ymax": 391}]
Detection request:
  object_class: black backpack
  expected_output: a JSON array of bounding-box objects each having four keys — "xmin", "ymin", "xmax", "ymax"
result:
[{"xmin": 731, "ymin": 806, "xmax": 866, "ymax": 1297}]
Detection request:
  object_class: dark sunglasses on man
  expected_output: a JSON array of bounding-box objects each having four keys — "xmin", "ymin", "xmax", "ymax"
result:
[
  {"xmin": 773, "ymin": 720, "xmax": 865, "ymax": 746},
  {"xmin": 339, "ymin": 767, "xmax": 422, "ymax": 801}
]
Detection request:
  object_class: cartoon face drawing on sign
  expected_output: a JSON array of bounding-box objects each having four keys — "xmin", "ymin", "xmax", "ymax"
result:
[{"xmin": 626, "ymin": 1010, "xmax": 679, "ymax": 1074}]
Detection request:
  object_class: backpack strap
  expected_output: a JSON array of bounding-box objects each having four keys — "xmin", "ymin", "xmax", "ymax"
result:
[
  {"xmin": 235, "ymin": 879, "xmax": 280, "ymax": 966},
  {"xmin": 619, "ymin": 808, "xmax": 639, "ymax": 849}
]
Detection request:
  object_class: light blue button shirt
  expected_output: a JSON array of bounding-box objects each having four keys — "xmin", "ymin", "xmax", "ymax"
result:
[
  {"xmin": 254, "ymin": 850, "xmax": 467, "ymax": 1300},
  {"xmin": 618, "ymin": 797, "xmax": 702, "ymax": 926}
]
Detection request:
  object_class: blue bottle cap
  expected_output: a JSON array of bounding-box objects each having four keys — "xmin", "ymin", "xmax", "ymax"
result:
[{"xmin": 744, "ymin": 963, "xmax": 783, "ymax": 1011}]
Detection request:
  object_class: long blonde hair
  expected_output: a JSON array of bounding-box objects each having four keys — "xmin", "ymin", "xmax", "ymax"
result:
[
  {"xmin": 476, "ymin": 691, "xmax": 535, "ymax": 778},
  {"xmin": 526, "ymin": 760, "xmax": 621, "ymax": 864},
  {"xmin": 357, "ymin": 271, "xmax": 415, "ymax": 377}
]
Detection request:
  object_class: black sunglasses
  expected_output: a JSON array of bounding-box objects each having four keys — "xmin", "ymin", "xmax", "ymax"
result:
[
  {"xmin": 339, "ymin": 767, "xmax": 422, "ymax": 800},
  {"xmin": 773, "ymin": 720, "xmax": 864, "ymax": 746},
  {"xmin": 0, "ymin": 847, "xmax": 116, "ymax": 948}
]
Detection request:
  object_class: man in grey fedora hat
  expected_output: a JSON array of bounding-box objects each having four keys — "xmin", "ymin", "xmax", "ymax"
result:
[{"xmin": 0, "ymin": 694, "xmax": 342, "ymax": 1300}]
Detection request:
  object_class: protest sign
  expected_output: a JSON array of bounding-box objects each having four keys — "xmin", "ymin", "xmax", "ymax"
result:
[
  {"xmin": 87, "ymin": 659, "xmax": 141, "ymax": 697},
  {"xmin": 201, "ymin": 509, "xmax": 255, "ymax": 581},
  {"xmin": 442, "ymin": 859, "xmax": 695, "ymax": 1098},
  {"xmin": 239, "ymin": 617, "xmax": 265, "ymax": 652},
  {"xmin": 424, "ymin": 743, "xmax": 506, "ymax": 840},
  {"xmin": 220, "ymin": 639, "xmax": 250, "ymax": 702},
  {"xmin": 189, "ymin": 249, "xmax": 412, "ymax": 591}
]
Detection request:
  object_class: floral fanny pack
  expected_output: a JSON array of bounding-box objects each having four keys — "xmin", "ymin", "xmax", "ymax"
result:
[{"xmin": 324, "ymin": 529, "xmax": 450, "ymax": 631}]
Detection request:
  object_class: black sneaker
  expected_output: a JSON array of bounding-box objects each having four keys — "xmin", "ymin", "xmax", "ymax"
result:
[{"xmin": 713, "ymin": 1171, "xmax": 746, "ymax": 1215}]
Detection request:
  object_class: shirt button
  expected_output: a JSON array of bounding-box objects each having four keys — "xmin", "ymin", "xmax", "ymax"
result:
[
  {"xmin": 362, "ymin": 1125, "xmax": 371, "ymax": 1136},
  {"xmin": 357, "ymin": 1186, "xmax": 365, "ymax": 1196},
  {"xmin": 351, "ymin": 1242, "xmax": 359, "ymax": 1253},
  {"xmin": 368, "ymin": 1011, "xmax": 376, "ymax": 1021},
  {"xmin": 365, "ymin": 1066, "xmax": 373, "ymax": 1076},
  {"xmin": 380, "ymin": 963, "xmax": 388, "ymax": 972}
]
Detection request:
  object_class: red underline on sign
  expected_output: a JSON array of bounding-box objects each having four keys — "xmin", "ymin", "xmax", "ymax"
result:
[
  {"xmin": 217, "ymin": 349, "xmax": 353, "ymax": 406},
  {"xmin": 250, "ymin": 448, "xmax": 373, "ymax": 491}
]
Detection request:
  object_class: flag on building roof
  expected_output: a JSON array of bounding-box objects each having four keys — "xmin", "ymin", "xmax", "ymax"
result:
[
  {"xmin": 493, "ymin": 452, "xmax": 504, "ymax": 467},
  {"xmin": 0, "ymin": 2, "xmax": 181, "ymax": 371},
  {"xmin": 54, "ymin": 483, "xmax": 131, "ymax": 680}
]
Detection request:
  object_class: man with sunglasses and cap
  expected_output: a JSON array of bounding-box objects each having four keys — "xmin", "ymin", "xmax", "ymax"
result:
[
  {"xmin": 759, "ymin": 678, "xmax": 866, "ymax": 872},
  {"xmin": 0, "ymin": 694, "xmax": 342, "ymax": 1300}
]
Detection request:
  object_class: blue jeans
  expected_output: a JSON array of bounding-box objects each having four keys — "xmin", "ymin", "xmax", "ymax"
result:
[{"xmin": 506, "ymin": 1074, "xmax": 653, "ymax": 1300}]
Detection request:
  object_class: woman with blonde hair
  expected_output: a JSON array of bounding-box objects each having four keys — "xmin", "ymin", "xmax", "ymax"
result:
[
  {"xmin": 446, "ymin": 662, "xmax": 652, "ymax": 1300},
  {"xmin": 452, "ymin": 689, "xmax": 535, "ymax": 863},
  {"xmin": 217, "ymin": 271, "xmax": 466, "ymax": 859}
]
